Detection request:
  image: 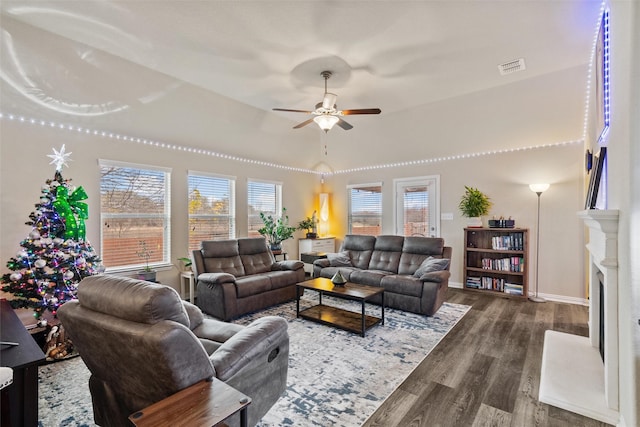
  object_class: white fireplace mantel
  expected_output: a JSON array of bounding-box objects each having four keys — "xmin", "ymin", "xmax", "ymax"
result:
[
  {"xmin": 539, "ymin": 209, "xmax": 620, "ymax": 425},
  {"xmin": 578, "ymin": 210, "xmax": 620, "ymax": 268}
]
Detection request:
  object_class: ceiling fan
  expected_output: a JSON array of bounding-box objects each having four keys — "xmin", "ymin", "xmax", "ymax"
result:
[{"xmin": 273, "ymin": 71, "xmax": 381, "ymax": 132}]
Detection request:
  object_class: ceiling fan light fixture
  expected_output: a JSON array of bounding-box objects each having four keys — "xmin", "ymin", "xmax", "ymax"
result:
[
  {"xmin": 314, "ymin": 115, "xmax": 339, "ymax": 132},
  {"xmin": 322, "ymin": 93, "xmax": 337, "ymax": 110}
]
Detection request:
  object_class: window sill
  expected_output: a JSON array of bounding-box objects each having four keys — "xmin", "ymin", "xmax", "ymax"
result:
[{"xmin": 104, "ymin": 263, "xmax": 174, "ymax": 276}]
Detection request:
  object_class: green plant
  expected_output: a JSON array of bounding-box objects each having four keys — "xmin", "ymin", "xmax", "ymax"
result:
[
  {"xmin": 458, "ymin": 186, "xmax": 492, "ymax": 217},
  {"xmin": 258, "ymin": 208, "xmax": 297, "ymax": 246},
  {"xmin": 298, "ymin": 216, "xmax": 317, "ymax": 233},
  {"xmin": 177, "ymin": 257, "xmax": 192, "ymax": 268},
  {"xmin": 136, "ymin": 240, "xmax": 154, "ymax": 272}
]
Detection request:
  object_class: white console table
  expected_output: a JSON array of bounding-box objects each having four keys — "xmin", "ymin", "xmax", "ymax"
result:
[{"xmin": 180, "ymin": 271, "xmax": 196, "ymax": 303}]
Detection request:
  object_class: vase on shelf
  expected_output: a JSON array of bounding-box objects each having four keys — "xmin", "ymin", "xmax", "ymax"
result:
[
  {"xmin": 466, "ymin": 217, "xmax": 483, "ymax": 228},
  {"xmin": 136, "ymin": 270, "xmax": 157, "ymax": 282},
  {"xmin": 270, "ymin": 243, "xmax": 282, "ymax": 251}
]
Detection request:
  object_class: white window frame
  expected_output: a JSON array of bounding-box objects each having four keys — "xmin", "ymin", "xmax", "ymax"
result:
[
  {"xmin": 247, "ymin": 179, "xmax": 283, "ymax": 237},
  {"xmin": 347, "ymin": 182, "xmax": 383, "ymax": 236},
  {"xmin": 187, "ymin": 171, "xmax": 236, "ymax": 250},
  {"xmin": 393, "ymin": 175, "xmax": 441, "ymax": 237},
  {"xmin": 99, "ymin": 159, "xmax": 171, "ymax": 272}
]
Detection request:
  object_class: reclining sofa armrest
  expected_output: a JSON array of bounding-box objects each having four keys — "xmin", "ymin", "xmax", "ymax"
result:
[
  {"xmin": 209, "ymin": 316, "xmax": 288, "ymax": 382},
  {"xmin": 197, "ymin": 272, "xmax": 236, "ymax": 285},
  {"xmin": 182, "ymin": 301, "xmax": 205, "ymax": 330},
  {"xmin": 442, "ymin": 246, "xmax": 453, "ymax": 267},
  {"xmin": 418, "ymin": 270, "xmax": 451, "ymax": 283},
  {"xmin": 191, "ymin": 318, "xmax": 244, "ymax": 343},
  {"xmin": 272, "ymin": 260, "xmax": 304, "ymax": 271},
  {"xmin": 314, "ymin": 258, "xmax": 330, "ymax": 268}
]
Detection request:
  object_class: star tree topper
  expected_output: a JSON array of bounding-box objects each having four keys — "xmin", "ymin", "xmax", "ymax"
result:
[{"xmin": 47, "ymin": 144, "xmax": 73, "ymax": 171}]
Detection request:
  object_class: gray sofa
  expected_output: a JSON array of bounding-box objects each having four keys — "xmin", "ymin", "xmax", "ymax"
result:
[
  {"xmin": 192, "ymin": 237, "xmax": 305, "ymax": 320},
  {"xmin": 58, "ymin": 275, "xmax": 289, "ymax": 427},
  {"xmin": 313, "ymin": 235, "xmax": 452, "ymax": 316}
]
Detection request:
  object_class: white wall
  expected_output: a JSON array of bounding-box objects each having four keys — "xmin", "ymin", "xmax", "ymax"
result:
[
  {"xmin": 324, "ymin": 142, "xmax": 585, "ymax": 300},
  {"xmin": 606, "ymin": 1, "xmax": 639, "ymax": 425},
  {"xmin": 0, "ymin": 119, "xmax": 318, "ymax": 291}
]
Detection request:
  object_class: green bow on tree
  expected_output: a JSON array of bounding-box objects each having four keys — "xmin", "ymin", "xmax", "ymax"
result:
[{"xmin": 53, "ymin": 186, "xmax": 89, "ymax": 240}]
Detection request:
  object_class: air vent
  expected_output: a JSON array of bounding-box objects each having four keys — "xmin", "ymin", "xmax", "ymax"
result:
[{"xmin": 498, "ymin": 58, "xmax": 526, "ymax": 75}]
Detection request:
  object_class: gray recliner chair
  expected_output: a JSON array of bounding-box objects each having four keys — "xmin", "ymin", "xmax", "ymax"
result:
[{"xmin": 57, "ymin": 275, "xmax": 289, "ymax": 427}]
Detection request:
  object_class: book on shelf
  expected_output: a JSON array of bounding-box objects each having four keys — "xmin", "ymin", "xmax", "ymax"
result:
[
  {"xmin": 480, "ymin": 257, "xmax": 525, "ymax": 272},
  {"xmin": 465, "ymin": 276, "xmax": 524, "ymax": 295},
  {"xmin": 490, "ymin": 232, "xmax": 524, "ymax": 251},
  {"xmin": 466, "ymin": 276, "xmax": 481, "ymax": 289},
  {"xmin": 503, "ymin": 283, "xmax": 524, "ymax": 296}
]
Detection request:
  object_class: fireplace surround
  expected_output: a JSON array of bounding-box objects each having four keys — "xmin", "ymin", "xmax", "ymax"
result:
[{"xmin": 539, "ymin": 209, "xmax": 619, "ymax": 424}]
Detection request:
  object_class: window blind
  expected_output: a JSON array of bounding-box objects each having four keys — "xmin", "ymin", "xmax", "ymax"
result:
[
  {"xmin": 188, "ymin": 172, "xmax": 235, "ymax": 251},
  {"xmin": 99, "ymin": 160, "xmax": 171, "ymax": 270},
  {"xmin": 247, "ymin": 180, "xmax": 282, "ymax": 237},
  {"xmin": 348, "ymin": 183, "xmax": 382, "ymax": 236},
  {"xmin": 402, "ymin": 185, "xmax": 430, "ymax": 236}
]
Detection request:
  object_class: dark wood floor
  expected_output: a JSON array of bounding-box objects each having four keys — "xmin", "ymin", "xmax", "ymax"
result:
[{"xmin": 362, "ymin": 288, "xmax": 612, "ymax": 427}]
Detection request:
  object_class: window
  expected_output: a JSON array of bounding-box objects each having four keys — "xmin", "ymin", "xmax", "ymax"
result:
[
  {"xmin": 247, "ymin": 180, "xmax": 282, "ymax": 237},
  {"xmin": 100, "ymin": 160, "xmax": 171, "ymax": 271},
  {"xmin": 188, "ymin": 172, "xmax": 235, "ymax": 251},
  {"xmin": 348, "ymin": 183, "xmax": 382, "ymax": 236},
  {"xmin": 394, "ymin": 176, "xmax": 440, "ymax": 237}
]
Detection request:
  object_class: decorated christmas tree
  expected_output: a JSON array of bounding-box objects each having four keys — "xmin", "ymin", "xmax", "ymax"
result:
[{"xmin": 1, "ymin": 145, "xmax": 103, "ymax": 318}]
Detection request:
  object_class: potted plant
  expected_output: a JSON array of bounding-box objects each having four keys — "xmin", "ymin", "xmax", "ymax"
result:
[
  {"xmin": 458, "ymin": 186, "xmax": 492, "ymax": 227},
  {"xmin": 298, "ymin": 211, "xmax": 318, "ymax": 239},
  {"xmin": 136, "ymin": 240, "xmax": 157, "ymax": 282},
  {"xmin": 177, "ymin": 256, "xmax": 192, "ymax": 272},
  {"xmin": 258, "ymin": 208, "xmax": 297, "ymax": 251}
]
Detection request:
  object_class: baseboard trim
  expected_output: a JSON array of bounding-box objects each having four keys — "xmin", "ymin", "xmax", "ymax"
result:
[
  {"xmin": 451, "ymin": 282, "xmax": 588, "ymax": 306},
  {"xmin": 528, "ymin": 292, "xmax": 588, "ymax": 306},
  {"xmin": 449, "ymin": 281, "xmax": 463, "ymax": 289}
]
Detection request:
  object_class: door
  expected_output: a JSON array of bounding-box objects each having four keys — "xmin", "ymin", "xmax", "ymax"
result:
[{"xmin": 394, "ymin": 176, "xmax": 440, "ymax": 237}]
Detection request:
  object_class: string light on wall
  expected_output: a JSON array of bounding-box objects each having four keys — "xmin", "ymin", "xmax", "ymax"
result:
[
  {"xmin": 0, "ymin": 112, "xmax": 582, "ymax": 177},
  {"xmin": 602, "ymin": 8, "xmax": 610, "ymax": 132},
  {"xmin": 0, "ymin": 112, "xmax": 317, "ymax": 175},
  {"xmin": 332, "ymin": 139, "xmax": 583, "ymax": 175},
  {"xmin": 581, "ymin": 2, "xmax": 609, "ymax": 142}
]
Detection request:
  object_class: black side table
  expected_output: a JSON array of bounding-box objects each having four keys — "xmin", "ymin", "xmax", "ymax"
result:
[
  {"xmin": 301, "ymin": 252, "xmax": 328, "ymax": 276},
  {"xmin": 1, "ymin": 300, "xmax": 46, "ymax": 427}
]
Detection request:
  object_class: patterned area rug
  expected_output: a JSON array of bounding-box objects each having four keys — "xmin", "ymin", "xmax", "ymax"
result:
[{"xmin": 38, "ymin": 295, "xmax": 469, "ymax": 427}]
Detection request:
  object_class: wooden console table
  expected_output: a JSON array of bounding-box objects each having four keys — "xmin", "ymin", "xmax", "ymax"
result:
[
  {"xmin": 129, "ymin": 377, "xmax": 251, "ymax": 427},
  {"xmin": 0, "ymin": 299, "xmax": 46, "ymax": 427}
]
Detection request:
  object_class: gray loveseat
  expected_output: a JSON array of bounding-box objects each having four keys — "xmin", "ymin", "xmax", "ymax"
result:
[
  {"xmin": 192, "ymin": 237, "xmax": 305, "ymax": 320},
  {"xmin": 313, "ymin": 235, "xmax": 452, "ymax": 316},
  {"xmin": 58, "ymin": 275, "xmax": 289, "ymax": 427}
]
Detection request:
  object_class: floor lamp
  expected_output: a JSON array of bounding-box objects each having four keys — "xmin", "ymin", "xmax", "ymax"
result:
[{"xmin": 529, "ymin": 183, "xmax": 550, "ymax": 302}]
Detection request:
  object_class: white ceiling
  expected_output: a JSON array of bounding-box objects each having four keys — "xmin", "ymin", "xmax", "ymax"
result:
[{"xmin": 0, "ymin": 0, "xmax": 603, "ymax": 168}]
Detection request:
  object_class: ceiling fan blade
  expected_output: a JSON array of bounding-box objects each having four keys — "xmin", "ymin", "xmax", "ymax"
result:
[
  {"xmin": 273, "ymin": 108, "xmax": 314, "ymax": 114},
  {"xmin": 336, "ymin": 118, "xmax": 353, "ymax": 130},
  {"xmin": 340, "ymin": 108, "xmax": 382, "ymax": 115},
  {"xmin": 293, "ymin": 118, "xmax": 315, "ymax": 129}
]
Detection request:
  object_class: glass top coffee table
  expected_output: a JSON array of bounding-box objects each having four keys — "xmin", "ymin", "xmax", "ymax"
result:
[{"xmin": 296, "ymin": 277, "xmax": 385, "ymax": 337}]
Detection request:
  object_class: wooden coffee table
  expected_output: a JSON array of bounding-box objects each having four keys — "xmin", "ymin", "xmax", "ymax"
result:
[{"xmin": 296, "ymin": 277, "xmax": 384, "ymax": 337}]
